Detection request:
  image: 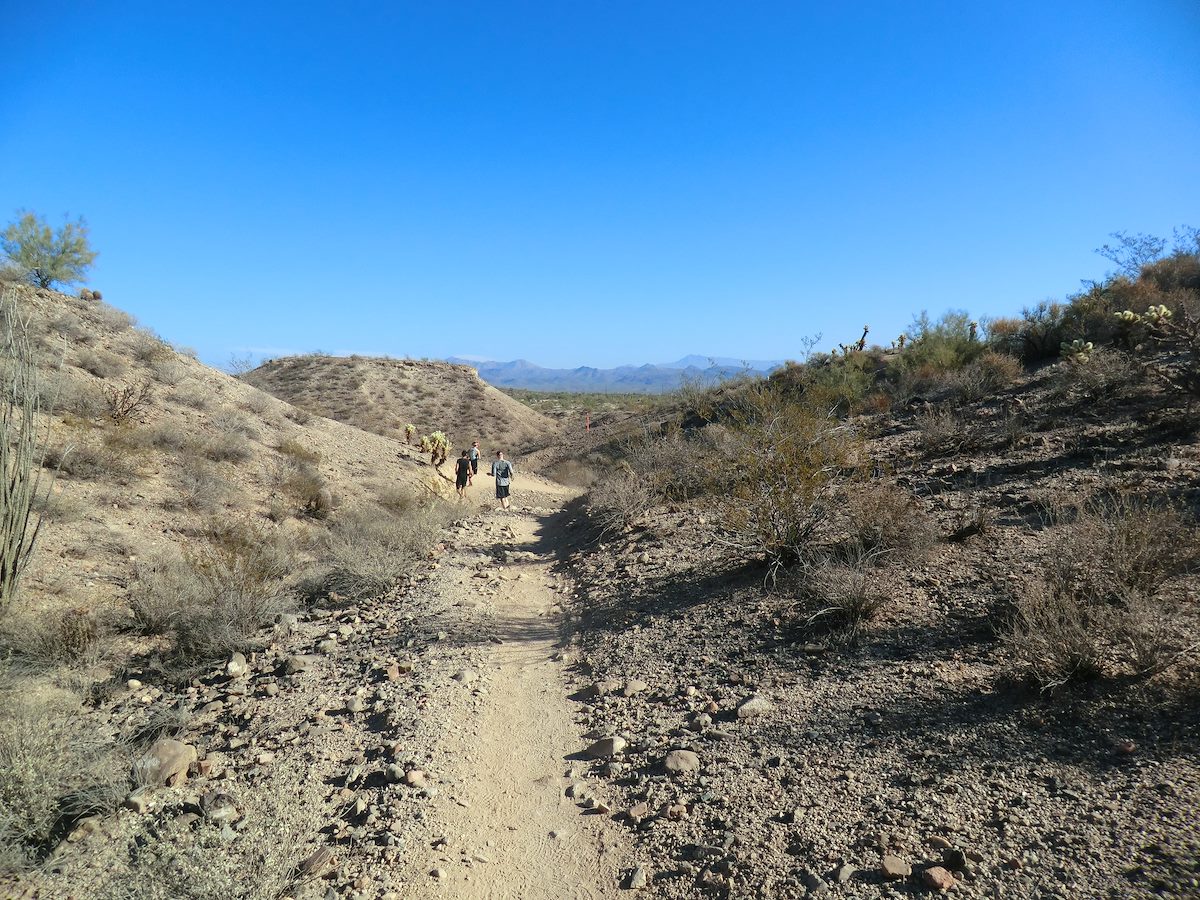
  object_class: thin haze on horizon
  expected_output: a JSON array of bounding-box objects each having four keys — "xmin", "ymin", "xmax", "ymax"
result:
[{"xmin": 2, "ymin": 2, "xmax": 1199, "ymax": 370}]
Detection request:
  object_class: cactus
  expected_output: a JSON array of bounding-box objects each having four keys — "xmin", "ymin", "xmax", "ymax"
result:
[
  {"xmin": 968, "ymin": 321, "xmax": 978, "ymax": 341},
  {"xmin": 1060, "ymin": 338, "xmax": 1094, "ymax": 364},
  {"xmin": 428, "ymin": 430, "xmax": 450, "ymax": 466},
  {"xmin": 404, "ymin": 423, "xmax": 416, "ymax": 443},
  {"xmin": 854, "ymin": 324, "xmax": 869, "ymax": 352}
]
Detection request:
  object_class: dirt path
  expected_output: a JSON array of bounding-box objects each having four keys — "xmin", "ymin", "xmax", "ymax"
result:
[{"xmin": 400, "ymin": 477, "xmax": 627, "ymax": 898}]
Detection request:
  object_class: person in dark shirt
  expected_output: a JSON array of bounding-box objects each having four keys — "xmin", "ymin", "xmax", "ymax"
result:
[{"xmin": 454, "ymin": 450, "xmax": 472, "ymax": 499}]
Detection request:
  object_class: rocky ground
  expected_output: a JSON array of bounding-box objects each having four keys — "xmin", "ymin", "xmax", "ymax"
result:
[
  {"xmin": 560, "ymin": 366, "xmax": 1200, "ymax": 898},
  {"xmin": 17, "ymin": 473, "xmax": 632, "ymax": 899}
]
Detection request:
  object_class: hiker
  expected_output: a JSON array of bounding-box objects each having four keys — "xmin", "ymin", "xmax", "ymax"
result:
[
  {"xmin": 454, "ymin": 449, "xmax": 472, "ymax": 499},
  {"xmin": 490, "ymin": 450, "xmax": 514, "ymax": 510},
  {"xmin": 469, "ymin": 441, "xmax": 481, "ymax": 481}
]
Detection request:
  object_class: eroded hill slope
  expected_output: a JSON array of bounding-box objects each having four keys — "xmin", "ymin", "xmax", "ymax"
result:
[{"xmin": 243, "ymin": 355, "xmax": 560, "ymax": 457}]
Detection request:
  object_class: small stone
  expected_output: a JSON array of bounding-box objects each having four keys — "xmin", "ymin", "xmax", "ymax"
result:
[
  {"xmin": 800, "ymin": 870, "xmax": 829, "ymax": 894},
  {"xmin": 928, "ymin": 836, "xmax": 952, "ymax": 850},
  {"xmin": 452, "ymin": 669, "xmax": 477, "ymax": 684},
  {"xmin": 403, "ymin": 769, "xmax": 427, "ymax": 788},
  {"xmin": 590, "ymin": 679, "xmax": 622, "ymax": 697},
  {"xmin": 943, "ymin": 848, "xmax": 968, "ymax": 870},
  {"xmin": 629, "ymin": 866, "xmax": 648, "ymax": 889},
  {"xmin": 736, "ymin": 695, "xmax": 774, "ymax": 719},
  {"xmin": 384, "ymin": 764, "xmax": 404, "ymax": 784},
  {"xmin": 346, "ymin": 696, "xmax": 365, "ymax": 714},
  {"xmin": 126, "ymin": 678, "xmax": 143, "ymax": 691},
  {"xmin": 881, "ymin": 855, "xmax": 911, "ymax": 880},
  {"xmin": 566, "ymin": 781, "xmax": 590, "ymax": 800},
  {"xmin": 623, "ymin": 679, "xmax": 648, "ymax": 697},
  {"xmin": 663, "ymin": 750, "xmax": 700, "ymax": 774},
  {"xmin": 123, "ymin": 789, "xmax": 151, "ymax": 814},
  {"xmin": 385, "ymin": 663, "xmax": 401, "ymax": 681},
  {"xmin": 299, "ymin": 846, "xmax": 334, "ymax": 876},
  {"xmin": 628, "ymin": 802, "xmax": 651, "ymax": 822},
  {"xmin": 225, "ymin": 652, "xmax": 248, "ymax": 679},
  {"xmin": 135, "ymin": 739, "xmax": 197, "ymax": 787},
  {"xmin": 585, "ymin": 736, "xmax": 627, "ymax": 758},
  {"xmin": 921, "ymin": 866, "xmax": 956, "ymax": 891},
  {"xmin": 864, "ymin": 711, "xmax": 883, "ymax": 725},
  {"xmin": 431, "ymin": 868, "xmax": 445, "ymax": 880},
  {"xmin": 317, "ymin": 638, "xmax": 337, "ymax": 654},
  {"xmin": 833, "ymin": 864, "xmax": 856, "ymax": 883},
  {"xmin": 282, "ymin": 655, "xmax": 310, "ymax": 675}
]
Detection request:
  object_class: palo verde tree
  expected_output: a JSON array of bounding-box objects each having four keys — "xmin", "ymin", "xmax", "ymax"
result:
[{"xmin": 1, "ymin": 211, "xmax": 97, "ymax": 289}]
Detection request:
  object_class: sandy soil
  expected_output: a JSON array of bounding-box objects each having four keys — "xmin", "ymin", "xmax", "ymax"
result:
[{"xmin": 400, "ymin": 476, "xmax": 627, "ymax": 898}]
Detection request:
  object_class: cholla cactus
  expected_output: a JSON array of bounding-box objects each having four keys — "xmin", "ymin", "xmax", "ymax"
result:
[
  {"xmin": 419, "ymin": 435, "xmax": 433, "ymax": 454},
  {"xmin": 896, "ymin": 333, "xmax": 907, "ymax": 350},
  {"xmin": 1145, "ymin": 304, "xmax": 1173, "ymax": 324},
  {"xmin": 404, "ymin": 423, "xmax": 416, "ymax": 443},
  {"xmin": 854, "ymin": 325, "xmax": 869, "ymax": 352},
  {"xmin": 968, "ymin": 321, "xmax": 978, "ymax": 341},
  {"xmin": 1060, "ymin": 338, "xmax": 1094, "ymax": 364},
  {"xmin": 428, "ymin": 430, "xmax": 450, "ymax": 466}
]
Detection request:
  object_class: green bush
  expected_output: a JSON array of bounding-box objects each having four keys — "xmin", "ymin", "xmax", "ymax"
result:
[
  {"xmin": 323, "ymin": 502, "xmax": 448, "ymax": 600},
  {"xmin": 718, "ymin": 383, "xmax": 859, "ymax": 570},
  {"xmin": 0, "ymin": 211, "xmax": 96, "ymax": 289}
]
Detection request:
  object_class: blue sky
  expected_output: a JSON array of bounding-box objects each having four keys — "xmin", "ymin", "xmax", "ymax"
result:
[{"xmin": 3, "ymin": 2, "xmax": 1198, "ymax": 369}]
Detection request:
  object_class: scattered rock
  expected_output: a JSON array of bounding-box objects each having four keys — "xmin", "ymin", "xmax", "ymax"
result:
[
  {"xmin": 921, "ymin": 866, "xmax": 956, "ymax": 891},
  {"xmin": 346, "ymin": 696, "xmax": 366, "ymax": 713},
  {"xmin": 832, "ymin": 864, "xmax": 856, "ymax": 883},
  {"xmin": 384, "ymin": 764, "xmax": 405, "ymax": 784},
  {"xmin": 736, "ymin": 695, "xmax": 774, "ymax": 719},
  {"xmin": 585, "ymin": 736, "xmax": 627, "ymax": 758},
  {"xmin": 403, "ymin": 769, "xmax": 427, "ymax": 788},
  {"xmin": 881, "ymin": 855, "xmax": 911, "ymax": 880},
  {"xmin": 225, "ymin": 652, "xmax": 248, "ymax": 679},
  {"xmin": 282, "ymin": 655, "xmax": 310, "ymax": 675},
  {"xmin": 135, "ymin": 739, "xmax": 197, "ymax": 787},
  {"xmin": 623, "ymin": 679, "xmax": 648, "ymax": 697},
  {"xmin": 664, "ymin": 749, "xmax": 700, "ymax": 774},
  {"xmin": 628, "ymin": 865, "xmax": 648, "ymax": 889}
]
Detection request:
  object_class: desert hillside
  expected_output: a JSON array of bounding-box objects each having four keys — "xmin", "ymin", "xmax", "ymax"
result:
[
  {"xmin": 243, "ymin": 354, "xmax": 560, "ymax": 458},
  {"xmin": 4, "ymin": 243, "xmax": 1200, "ymax": 900}
]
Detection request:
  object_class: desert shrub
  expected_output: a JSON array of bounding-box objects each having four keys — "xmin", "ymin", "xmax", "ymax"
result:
[
  {"xmin": 0, "ymin": 606, "xmax": 107, "ymax": 669},
  {"xmin": 169, "ymin": 382, "xmax": 210, "ymax": 410},
  {"xmin": 898, "ymin": 310, "xmax": 985, "ymax": 374},
  {"xmin": 149, "ymin": 358, "xmax": 187, "ymax": 386},
  {"xmin": 323, "ymin": 503, "xmax": 447, "ymax": 600},
  {"xmin": 1003, "ymin": 494, "xmax": 1199, "ymax": 690},
  {"xmin": 129, "ymin": 521, "xmax": 295, "ymax": 661},
  {"xmin": 799, "ymin": 351, "xmax": 877, "ymax": 413},
  {"xmin": 916, "ymin": 406, "xmax": 970, "ymax": 455},
  {"xmin": 75, "ymin": 348, "xmax": 126, "ymax": 379},
  {"xmin": 284, "ymin": 404, "xmax": 312, "ymax": 425},
  {"xmin": 173, "ymin": 344, "xmax": 199, "ymax": 360},
  {"xmin": 201, "ymin": 429, "xmax": 252, "ymax": 464},
  {"xmin": 1051, "ymin": 346, "xmax": 1138, "ymax": 403},
  {"xmin": 169, "ymin": 455, "xmax": 232, "ymax": 513},
  {"xmin": 78, "ymin": 762, "xmax": 322, "ymax": 900},
  {"xmin": 840, "ymin": 481, "xmax": 936, "ymax": 557},
  {"xmin": 101, "ymin": 378, "xmax": 153, "ymax": 424},
  {"xmin": 277, "ymin": 438, "xmax": 320, "ymax": 464},
  {"xmin": 787, "ymin": 550, "xmax": 886, "ymax": 642},
  {"xmin": 0, "ymin": 684, "xmax": 126, "ymax": 872},
  {"xmin": 92, "ymin": 302, "xmax": 135, "ymax": 332},
  {"xmin": 717, "ymin": 384, "xmax": 859, "ymax": 570},
  {"xmin": 1011, "ymin": 301, "xmax": 1070, "ymax": 363},
  {"xmin": 588, "ymin": 468, "xmax": 655, "ymax": 534},
  {"xmin": 209, "ymin": 409, "xmax": 259, "ymax": 440},
  {"xmin": 239, "ymin": 390, "xmax": 275, "ymax": 417},
  {"xmin": 128, "ymin": 329, "xmax": 173, "ymax": 364},
  {"xmin": 51, "ymin": 313, "xmax": 93, "ymax": 346},
  {"xmin": 280, "ymin": 461, "xmax": 332, "ymax": 518}
]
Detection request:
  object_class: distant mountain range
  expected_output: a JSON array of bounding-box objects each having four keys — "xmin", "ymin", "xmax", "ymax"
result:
[{"xmin": 445, "ymin": 355, "xmax": 785, "ymax": 393}]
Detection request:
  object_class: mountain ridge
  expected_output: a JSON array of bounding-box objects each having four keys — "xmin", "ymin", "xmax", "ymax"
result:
[{"xmin": 444, "ymin": 354, "xmax": 785, "ymax": 393}]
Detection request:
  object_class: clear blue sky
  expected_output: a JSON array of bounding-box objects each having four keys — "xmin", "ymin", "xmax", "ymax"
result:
[{"xmin": 3, "ymin": 2, "xmax": 1198, "ymax": 369}]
